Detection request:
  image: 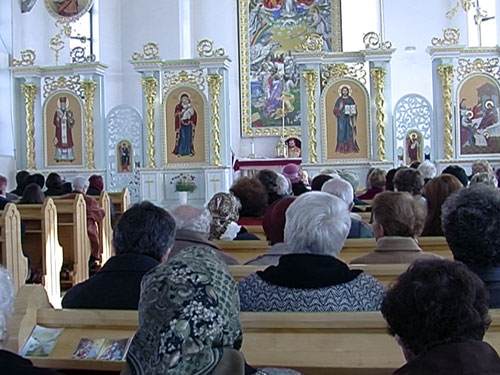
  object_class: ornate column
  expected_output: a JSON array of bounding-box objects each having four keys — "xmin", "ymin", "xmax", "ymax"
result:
[
  {"xmin": 141, "ymin": 76, "xmax": 158, "ymax": 168},
  {"xmin": 302, "ymin": 70, "xmax": 319, "ymax": 164},
  {"xmin": 437, "ymin": 65, "xmax": 454, "ymax": 160},
  {"xmin": 20, "ymin": 83, "xmax": 38, "ymax": 170},
  {"xmin": 207, "ymin": 74, "xmax": 223, "ymax": 167},
  {"xmin": 371, "ymin": 67, "xmax": 387, "ymax": 161},
  {"xmin": 82, "ymin": 80, "xmax": 98, "ymax": 169}
]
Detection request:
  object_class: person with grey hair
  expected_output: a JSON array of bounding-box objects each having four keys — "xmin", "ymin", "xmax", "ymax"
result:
[
  {"xmin": 63, "ymin": 176, "xmax": 105, "ymax": 270},
  {"xmin": 337, "ymin": 169, "xmax": 368, "ymax": 207},
  {"xmin": 238, "ymin": 192, "xmax": 385, "ymax": 312},
  {"xmin": 470, "ymin": 172, "xmax": 498, "ymax": 188},
  {"xmin": 275, "ymin": 173, "xmax": 292, "ymax": 196},
  {"xmin": 0, "ymin": 268, "xmax": 61, "ymax": 374},
  {"xmin": 417, "ymin": 160, "xmax": 437, "ymax": 184},
  {"xmin": 170, "ymin": 205, "xmax": 239, "ymax": 265},
  {"xmin": 321, "ymin": 178, "xmax": 373, "ymax": 239},
  {"xmin": 442, "ymin": 185, "xmax": 500, "ymax": 308}
]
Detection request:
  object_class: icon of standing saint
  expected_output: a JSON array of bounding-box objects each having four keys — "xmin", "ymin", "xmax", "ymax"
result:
[
  {"xmin": 172, "ymin": 93, "xmax": 197, "ymax": 157},
  {"xmin": 333, "ymin": 84, "xmax": 360, "ymax": 154}
]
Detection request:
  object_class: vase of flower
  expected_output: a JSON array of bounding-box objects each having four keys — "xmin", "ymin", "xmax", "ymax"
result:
[
  {"xmin": 177, "ymin": 191, "xmax": 188, "ymax": 205},
  {"xmin": 171, "ymin": 173, "xmax": 197, "ymax": 205}
]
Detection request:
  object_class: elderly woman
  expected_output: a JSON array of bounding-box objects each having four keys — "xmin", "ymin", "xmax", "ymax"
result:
[
  {"xmin": 350, "ymin": 192, "xmax": 441, "ymax": 264},
  {"xmin": 0, "ymin": 268, "xmax": 61, "ymax": 374},
  {"xmin": 238, "ymin": 192, "xmax": 385, "ymax": 312},
  {"xmin": 417, "ymin": 160, "xmax": 437, "ymax": 185},
  {"xmin": 256, "ymin": 169, "xmax": 285, "ymax": 205},
  {"xmin": 470, "ymin": 172, "xmax": 498, "ymax": 187},
  {"xmin": 282, "ymin": 164, "xmax": 308, "ymax": 196},
  {"xmin": 358, "ymin": 168, "xmax": 386, "ymax": 200},
  {"xmin": 121, "ymin": 247, "xmax": 301, "ymax": 375},
  {"xmin": 230, "ymin": 177, "xmax": 268, "ymax": 226},
  {"xmin": 207, "ymin": 193, "xmax": 259, "ymax": 241},
  {"xmin": 421, "ymin": 174, "xmax": 463, "ymax": 236},
  {"xmin": 381, "ymin": 259, "xmax": 500, "ymax": 374},
  {"xmin": 393, "ymin": 168, "xmax": 424, "ymax": 197}
]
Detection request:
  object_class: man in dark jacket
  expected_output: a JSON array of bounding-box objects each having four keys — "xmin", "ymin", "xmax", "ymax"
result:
[{"xmin": 62, "ymin": 201, "xmax": 176, "ymax": 309}]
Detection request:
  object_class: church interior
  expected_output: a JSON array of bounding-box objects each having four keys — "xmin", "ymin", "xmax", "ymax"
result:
[{"xmin": 1, "ymin": 0, "xmax": 500, "ymax": 374}]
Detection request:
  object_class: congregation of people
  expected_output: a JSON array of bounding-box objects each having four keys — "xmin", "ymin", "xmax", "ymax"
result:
[{"xmin": 2, "ymin": 160, "xmax": 500, "ymax": 374}]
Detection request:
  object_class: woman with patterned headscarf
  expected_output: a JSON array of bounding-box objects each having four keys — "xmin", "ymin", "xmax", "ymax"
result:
[{"xmin": 121, "ymin": 247, "xmax": 301, "ymax": 375}]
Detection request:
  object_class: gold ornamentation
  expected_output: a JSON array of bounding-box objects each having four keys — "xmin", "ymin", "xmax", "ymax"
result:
[
  {"xmin": 43, "ymin": 75, "xmax": 84, "ymax": 99},
  {"xmin": 49, "ymin": 20, "xmax": 72, "ymax": 65},
  {"xmin": 295, "ymin": 34, "xmax": 324, "ymax": 53},
  {"xmin": 363, "ymin": 32, "xmax": 392, "ymax": 50},
  {"xmin": 431, "ymin": 28, "xmax": 461, "ymax": 46},
  {"xmin": 303, "ymin": 70, "xmax": 318, "ymax": 164},
  {"xmin": 456, "ymin": 57, "xmax": 500, "ymax": 81},
  {"xmin": 197, "ymin": 39, "xmax": 226, "ymax": 57},
  {"xmin": 163, "ymin": 70, "xmax": 205, "ymax": 93},
  {"xmin": 437, "ymin": 65, "xmax": 454, "ymax": 160},
  {"xmin": 321, "ymin": 63, "xmax": 367, "ymax": 86},
  {"xmin": 207, "ymin": 75, "xmax": 223, "ymax": 167},
  {"xmin": 21, "ymin": 83, "xmax": 37, "ymax": 170},
  {"xmin": 44, "ymin": 0, "xmax": 95, "ymax": 22},
  {"xmin": 142, "ymin": 77, "xmax": 158, "ymax": 168},
  {"xmin": 132, "ymin": 42, "xmax": 160, "ymax": 61},
  {"xmin": 12, "ymin": 49, "xmax": 36, "ymax": 67},
  {"xmin": 82, "ymin": 81, "xmax": 97, "ymax": 169},
  {"xmin": 447, "ymin": 0, "xmax": 474, "ymax": 18},
  {"xmin": 70, "ymin": 46, "xmax": 96, "ymax": 64},
  {"xmin": 371, "ymin": 68, "xmax": 387, "ymax": 161}
]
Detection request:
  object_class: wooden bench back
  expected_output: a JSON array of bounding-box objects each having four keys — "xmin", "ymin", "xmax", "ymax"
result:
[
  {"xmin": 52, "ymin": 195, "xmax": 90, "ymax": 285},
  {"xmin": 0, "ymin": 204, "xmax": 28, "ymax": 293},
  {"xmin": 109, "ymin": 188, "xmax": 130, "ymax": 227},
  {"xmin": 97, "ymin": 191, "xmax": 113, "ymax": 264},
  {"xmin": 17, "ymin": 198, "xmax": 63, "ymax": 307}
]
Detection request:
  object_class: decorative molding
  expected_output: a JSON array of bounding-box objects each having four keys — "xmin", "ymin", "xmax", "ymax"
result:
[
  {"xmin": 197, "ymin": 39, "xmax": 225, "ymax": 57},
  {"xmin": 49, "ymin": 21, "xmax": 72, "ymax": 66},
  {"xmin": 303, "ymin": 70, "xmax": 319, "ymax": 164},
  {"xmin": 207, "ymin": 75, "xmax": 223, "ymax": 167},
  {"xmin": 437, "ymin": 65, "xmax": 454, "ymax": 160},
  {"xmin": 70, "ymin": 46, "xmax": 96, "ymax": 64},
  {"xmin": 82, "ymin": 81, "xmax": 98, "ymax": 169},
  {"xmin": 142, "ymin": 77, "xmax": 158, "ymax": 168},
  {"xmin": 431, "ymin": 27, "xmax": 461, "ymax": 46},
  {"xmin": 131, "ymin": 42, "xmax": 160, "ymax": 61},
  {"xmin": 394, "ymin": 95, "xmax": 432, "ymax": 141},
  {"xmin": 447, "ymin": 0, "xmax": 474, "ymax": 18},
  {"xmin": 456, "ymin": 57, "xmax": 500, "ymax": 81},
  {"xmin": 21, "ymin": 83, "xmax": 38, "ymax": 170},
  {"xmin": 371, "ymin": 68, "xmax": 387, "ymax": 161},
  {"xmin": 43, "ymin": 75, "xmax": 84, "ymax": 99},
  {"xmin": 163, "ymin": 70, "xmax": 205, "ymax": 93},
  {"xmin": 321, "ymin": 63, "xmax": 367, "ymax": 86},
  {"xmin": 12, "ymin": 49, "xmax": 36, "ymax": 67},
  {"xmin": 363, "ymin": 32, "xmax": 392, "ymax": 50},
  {"xmin": 295, "ymin": 34, "xmax": 324, "ymax": 53}
]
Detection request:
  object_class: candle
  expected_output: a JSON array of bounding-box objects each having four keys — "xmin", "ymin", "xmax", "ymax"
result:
[{"xmin": 250, "ymin": 138, "xmax": 255, "ymax": 156}]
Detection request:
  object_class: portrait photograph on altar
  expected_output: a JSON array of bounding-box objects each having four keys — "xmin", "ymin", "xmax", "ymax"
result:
[
  {"xmin": 322, "ymin": 79, "xmax": 369, "ymax": 160},
  {"xmin": 458, "ymin": 74, "xmax": 500, "ymax": 157},
  {"xmin": 43, "ymin": 92, "xmax": 84, "ymax": 168},
  {"xmin": 165, "ymin": 87, "xmax": 206, "ymax": 164}
]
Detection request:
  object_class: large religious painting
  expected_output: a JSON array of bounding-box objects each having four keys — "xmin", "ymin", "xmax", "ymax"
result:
[
  {"xmin": 322, "ymin": 79, "xmax": 370, "ymax": 160},
  {"xmin": 458, "ymin": 74, "xmax": 500, "ymax": 156},
  {"xmin": 165, "ymin": 87, "xmax": 206, "ymax": 164},
  {"xmin": 117, "ymin": 140, "xmax": 133, "ymax": 173},
  {"xmin": 239, "ymin": 0, "xmax": 342, "ymax": 137},
  {"xmin": 405, "ymin": 131, "xmax": 423, "ymax": 165},
  {"xmin": 44, "ymin": 0, "xmax": 95, "ymax": 21},
  {"xmin": 43, "ymin": 91, "xmax": 84, "ymax": 167}
]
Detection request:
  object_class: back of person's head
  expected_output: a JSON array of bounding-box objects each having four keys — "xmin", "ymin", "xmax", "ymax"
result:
[
  {"xmin": 284, "ymin": 192, "xmax": 351, "ymax": 257},
  {"xmin": 72, "ymin": 176, "xmax": 89, "ymax": 193},
  {"xmin": 417, "ymin": 160, "xmax": 437, "ymax": 180},
  {"xmin": 422, "ymin": 174, "xmax": 463, "ymax": 236},
  {"xmin": 20, "ymin": 183, "xmax": 45, "ymax": 204},
  {"xmin": 337, "ymin": 170, "xmax": 360, "ymax": 192},
  {"xmin": 171, "ymin": 205, "xmax": 211, "ymax": 234},
  {"xmin": 45, "ymin": 173, "xmax": 63, "ymax": 190},
  {"xmin": 381, "ymin": 259, "xmax": 490, "ymax": 357},
  {"xmin": 372, "ymin": 191, "xmax": 425, "ymax": 237},
  {"xmin": 470, "ymin": 172, "xmax": 497, "ymax": 187},
  {"xmin": 385, "ymin": 167, "xmax": 402, "ymax": 191},
  {"xmin": 321, "ymin": 178, "xmax": 354, "ymax": 208},
  {"xmin": 25, "ymin": 173, "xmax": 45, "ymax": 189},
  {"xmin": 442, "ymin": 185, "xmax": 500, "ymax": 267},
  {"xmin": 365, "ymin": 167, "xmax": 375, "ymax": 189},
  {"xmin": 409, "ymin": 161, "xmax": 421, "ymax": 169},
  {"xmin": 275, "ymin": 173, "xmax": 291, "ymax": 195},
  {"xmin": 282, "ymin": 163, "xmax": 301, "ymax": 184},
  {"xmin": 207, "ymin": 193, "xmax": 240, "ymax": 240},
  {"xmin": 442, "ymin": 165, "xmax": 468, "ymax": 187},
  {"xmin": 256, "ymin": 169, "xmax": 279, "ymax": 196},
  {"xmin": 394, "ymin": 168, "xmax": 424, "ymax": 196},
  {"xmin": 15, "ymin": 170, "xmax": 30, "ymax": 186},
  {"xmin": 310, "ymin": 174, "xmax": 334, "ymax": 191},
  {"xmin": 230, "ymin": 177, "xmax": 268, "ymax": 217},
  {"xmin": 262, "ymin": 197, "xmax": 295, "ymax": 245},
  {"xmin": 88, "ymin": 175, "xmax": 104, "ymax": 193},
  {"xmin": 472, "ymin": 160, "xmax": 493, "ymax": 176},
  {"xmin": 368, "ymin": 168, "xmax": 386, "ymax": 189},
  {"xmin": 0, "ymin": 175, "xmax": 7, "ymax": 195},
  {"xmin": 113, "ymin": 201, "xmax": 176, "ymax": 261},
  {"xmin": 0, "ymin": 267, "xmax": 14, "ymax": 342}
]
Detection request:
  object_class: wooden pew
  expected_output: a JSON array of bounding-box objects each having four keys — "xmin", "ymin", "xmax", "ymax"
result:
[
  {"xmin": 97, "ymin": 191, "xmax": 113, "ymax": 265},
  {"xmin": 230, "ymin": 264, "xmax": 409, "ymax": 286},
  {"xmin": 245, "ymin": 225, "xmax": 266, "ymax": 240},
  {"xmin": 0, "ymin": 203, "xmax": 28, "ymax": 293},
  {"xmin": 108, "ymin": 188, "xmax": 130, "ymax": 227},
  {"xmin": 7, "ymin": 286, "xmax": 500, "ymax": 375},
  {"xmin": 17, "ymin": 198, "xmax": 63, "ymax": 307},
  {"xmin": 52, "ymin": 195, "xmax": 90, "ymax": 286},
  {"xmin": 216, "ymin": 237, "xmax": 453, "ymax": 264}
]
